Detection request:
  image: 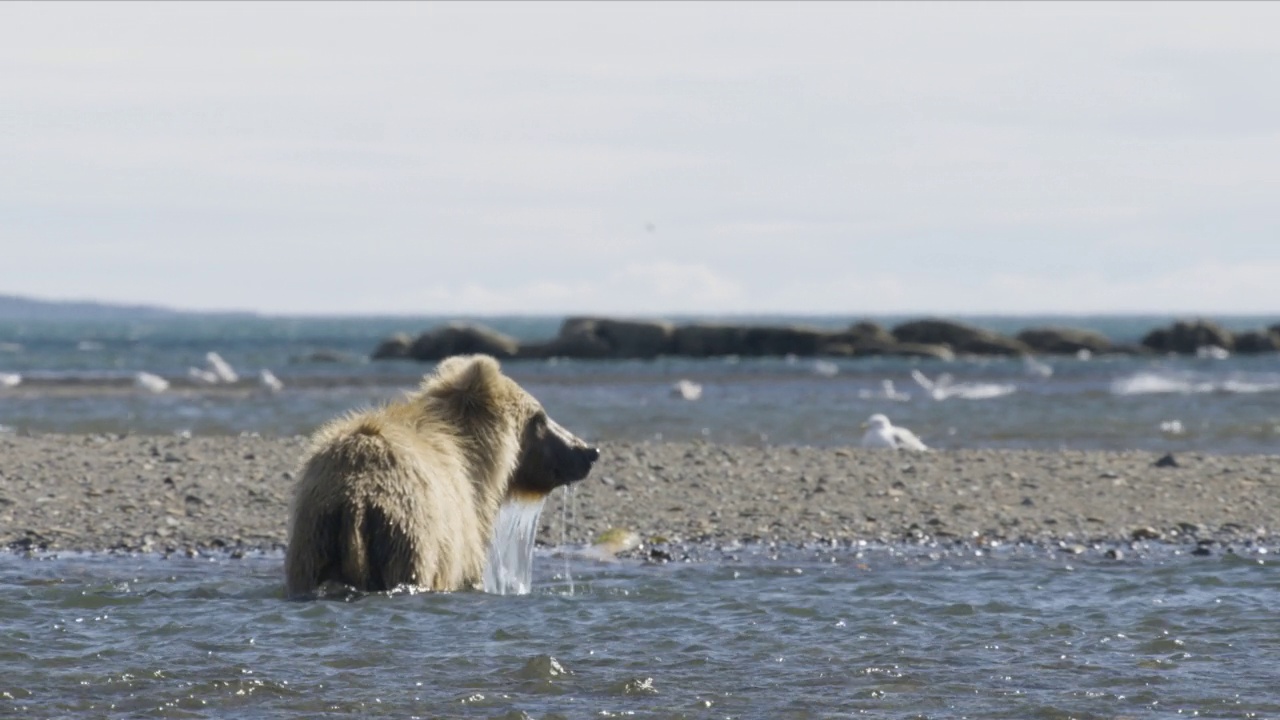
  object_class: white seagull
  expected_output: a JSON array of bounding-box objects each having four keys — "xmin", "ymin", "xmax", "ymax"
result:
[
  {"xmin": 188, "ymin": 367, "xmax": 220, "ymax": 384},
  {"xmin": 259, "ymin": 368, "xmax": 284, "ymax": 393},
  {"xmin": 860, "ymin": 413, "xmax": 929, "ymax": 451},
  {"xmin": 670, "ymin": 379, "xmax": 702, "ymax": 400},
  {"xmin": 205, "ymin": 352, "xmax": 239, "ymax": 383},
  {"xmin": 134, "ymin": 371, "xmax": 170, "ymax": 393}
]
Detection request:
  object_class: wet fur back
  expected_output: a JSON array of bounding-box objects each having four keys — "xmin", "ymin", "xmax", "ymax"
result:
[{"xmin": 284, "ymin": 357, "xmax": 525, "ymax": 597}]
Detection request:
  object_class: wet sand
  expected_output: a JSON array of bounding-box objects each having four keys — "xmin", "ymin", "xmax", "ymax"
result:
[{"xmin": 1, "ymin": 433, "xmax": 1276, "ymax": 555}]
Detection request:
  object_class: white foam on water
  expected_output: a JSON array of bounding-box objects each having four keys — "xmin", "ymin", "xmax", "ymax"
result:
[
  {"xmin": 813, "ymin": 360, "xmax": 839, "ymax": 377},
  {"xmin": 1111, "ymin": 371, "xmax": 1280, "ymax": 396},
  {"xmin": 1222, "ymin": 378, "xmax": 1280, "ymax": 394},
  {"xmin": 1110, "ymin": 372, "xmax": 1210, "ymax": 396},
  {"xmin": 1024, "ymin": 356, "xmax": 1054, "ymax": 378},
  {"xmin": 858, "ymin": 379, "xmax": 911, "ymax": 402},
  {"xmin": 482, "ymin": 497, "xmax": 547, "ymax": 595},
  {"xmin": 910, "ymin": 370, "xmax": 1016, "ymax": 401}
]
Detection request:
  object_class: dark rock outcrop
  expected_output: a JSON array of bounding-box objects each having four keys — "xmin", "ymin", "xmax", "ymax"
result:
[
  {"xmin": 1141, "ymin": 319, "xmax": 1235, "ymax": 354},
  {"xmin": 739, "ymin": 325, "xmax": 831, "ymax": 356},
  {"xmin": 853, "ymin": 340, "xmax": 955, "ymax": 361},
  {"xmin": 293, "ymin": 349, "xmax": 358, "ymax": 364},
  {"xmin": 672, "ymin": 323, "xmax": 833, "ymax": 357},
  {"xmin": 408, "ymin": 323, "xmax": 520, "ymax": 360},
  {"xmin": 846, "ymin": 320, "xmax": 896, "ymax": 344},
  {"xmin": 1016, "ymin": 327, "xmax": 1113, "ymax": 355},
  {"xmin": 371, "ymin": 333, "xmax": 414, "ymax": 360},
  {"xmin": 671, "ymin": 324, "xmax": 749, "ymax": 357},
  {"xmin": 540, "ymin": 317, "xmax": 675, "ymax": 359},
  {"xmin": 1233, "ymin": 329, "xmax": 1280, "ymax": 354},
  {"xmin": 892, "ymin": 319, "xmax": 1030, "ymax": 356},
  {"xmin": 818, "ymin": 321, "xmax": 954, "ymax": 360},
  {"xmin": 372, "ymin": 316, "xmax": 1280, "ymax": 362}
]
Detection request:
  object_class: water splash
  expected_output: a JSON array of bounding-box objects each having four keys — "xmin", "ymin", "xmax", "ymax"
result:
[
  {"xmin": 1111, "ymin": 371, "xmax": 1280, "ymax": 396},
  {"xmin": 910, "ymin": 369, "xmax": 1017, "ymax": 401},
  {"xmin": 482, "ymin": 498, "xmax": 546, "ymax": 595},
  {"xmin": 561, "ymin": 484, "xmax": 576, "ymax": 596}
]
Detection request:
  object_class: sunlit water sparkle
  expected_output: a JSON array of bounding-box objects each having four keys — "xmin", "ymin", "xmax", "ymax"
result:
[{"xmin": 2, "ymin": 544, "xmax": 1279, "ymax": 719}]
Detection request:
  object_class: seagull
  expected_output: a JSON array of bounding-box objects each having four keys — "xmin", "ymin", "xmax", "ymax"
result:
[
  {"xmin": 134, "ymin": 371, "xmax": 170, "ymax": 393},
  {"xmin": 670, "ymin": 379, "xmax": 702, "ymax": 400},
  {"xmin": 259, "ymin": 368, "xmax": 284, "ymax": 393},
  {"xmin": 205, "ymin": 352, "xmax": 239, "ymax": 383},
  {"xmin": 188, "ymin": 367, "xmax": 220, "ymax": 384},
  {"xmin": 860, "ymin": 413, "xmax": 929, "ymax": 451}
]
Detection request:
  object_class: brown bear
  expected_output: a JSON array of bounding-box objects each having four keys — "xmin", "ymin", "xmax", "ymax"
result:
[{"xmin": 284, "ymin": 354, "xmax": 599, "ymax": 597}]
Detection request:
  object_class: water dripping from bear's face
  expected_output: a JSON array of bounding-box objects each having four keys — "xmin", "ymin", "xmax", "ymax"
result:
[
  {"xmin": 482, "ymin": 498, "xmax": 546, "ymax": 595},
  {"xmin": 488, "ymin": 416, "xmax": 595, "ymax": 594}
]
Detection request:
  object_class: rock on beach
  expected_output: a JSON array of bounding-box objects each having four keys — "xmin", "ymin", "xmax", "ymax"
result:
[{"xmin": 1, "ymin": 434, "xmax": 1276, "ymax": 556}]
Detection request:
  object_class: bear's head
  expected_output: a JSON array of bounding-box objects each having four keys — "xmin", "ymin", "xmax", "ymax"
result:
[{"xmin": 426, "ymin": 354, "xmax": 600, "ymax": 500}]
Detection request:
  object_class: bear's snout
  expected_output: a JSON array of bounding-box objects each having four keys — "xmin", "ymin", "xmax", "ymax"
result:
[{"xmin": 563, "ymin": 444, "xmax": 599, "ymax": 484}]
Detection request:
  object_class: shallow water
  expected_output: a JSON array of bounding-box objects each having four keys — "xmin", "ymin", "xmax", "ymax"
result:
[{"xmin": 3, "ymin": 544, "xmax": 1279, "ymax": 719}]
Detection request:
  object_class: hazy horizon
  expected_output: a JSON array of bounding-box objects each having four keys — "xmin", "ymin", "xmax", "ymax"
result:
[
  {"xmin": 5, "ymin": 291, "xmax": 1277, "ymax": 322},
  {"xmin": 3, "ymin": 2, "xmax": 1279, "ymax": 316}
]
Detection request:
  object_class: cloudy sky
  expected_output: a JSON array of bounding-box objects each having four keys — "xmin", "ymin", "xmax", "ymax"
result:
[{"xmin": 2, "ymin": 2, "xmax": 1278, "ymax": 316}]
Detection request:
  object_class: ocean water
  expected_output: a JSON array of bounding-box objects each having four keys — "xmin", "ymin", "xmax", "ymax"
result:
[
  {"xmin": 3, "ymin": 313, "xmax": 1280, "ymax": 717},
  {"xmin": 1, "ymin": 313, "xmax": 1278, "ymax": 454},
  {"xmin": 3, "ymin": 543, "xmax": 1280, "ymax": 719}
]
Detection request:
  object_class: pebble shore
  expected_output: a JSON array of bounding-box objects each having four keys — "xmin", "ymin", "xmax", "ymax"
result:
[{"xmin": 1, "ymin": 434, "xmax": 1276, "ymax": 556}]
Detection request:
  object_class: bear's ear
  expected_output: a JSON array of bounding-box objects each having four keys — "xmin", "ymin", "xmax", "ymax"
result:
[{"xmin": 426, "ymin": 354, "xmax": 504, "ymax": 415}]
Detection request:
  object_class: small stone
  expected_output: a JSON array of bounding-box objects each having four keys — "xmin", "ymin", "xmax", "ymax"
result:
[
  {"xmin": 1104, "ymin": 548, "xmax": 1124, "ymax": 560},
  {"xmin": 1131, "ymin": 526, "xmax": 1163, "ymax": 541},
  {"xmin": 1154, "ymin": 453, "xmax": 1179, "ymax": 468},
  {"xmin": 1192, "ymin": 546, "xmax": 1212, "ymax": 556}
]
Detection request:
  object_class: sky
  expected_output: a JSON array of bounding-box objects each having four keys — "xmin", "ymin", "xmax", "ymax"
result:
[{"xmin": 2, "ymin": 1, "xmax": 1279, "ymax": 316}]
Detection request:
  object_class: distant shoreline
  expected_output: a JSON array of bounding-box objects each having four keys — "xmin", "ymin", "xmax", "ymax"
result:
[
  {"xmin": 4, "ymin": 294, "xmax": 1277, "ymax": 326},
  {"xmin": 372, "ymin": 316, "xmax": 1280, "ymax": 362}
]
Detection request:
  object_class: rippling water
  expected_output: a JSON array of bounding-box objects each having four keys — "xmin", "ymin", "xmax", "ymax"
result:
[
  {"xmin": 2, "ymin": 313, "xmax": 1279, "ymax": 453},
  {"xmin": 3, "ymin": 545, "xmax": 1279, "ymax": 718}
]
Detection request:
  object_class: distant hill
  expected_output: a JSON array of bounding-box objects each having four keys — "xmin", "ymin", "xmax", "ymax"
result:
[{"xmin": 0, "ymin": 294, "xmax": 207, "ymax": 321}]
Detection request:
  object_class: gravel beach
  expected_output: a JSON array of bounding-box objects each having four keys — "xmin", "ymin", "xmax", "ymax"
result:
[{"xmin": 1, "ymin": 433, "xmax": 1277, "ymax": 556}]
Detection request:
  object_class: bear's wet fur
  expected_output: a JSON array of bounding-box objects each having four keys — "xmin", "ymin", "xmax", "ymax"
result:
[{"xmin": 284, "ymin": 354, "xmax": 599, "ymax": 597}]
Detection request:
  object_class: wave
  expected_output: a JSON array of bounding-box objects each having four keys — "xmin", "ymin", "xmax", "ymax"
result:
[
  {"xmin": 1111, "ymin": 371, "xmax": 1280, "ymax": 396},
  {"xmin": 910, "ymin": 370, "xmax": 1017, "ymax": 401}
]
